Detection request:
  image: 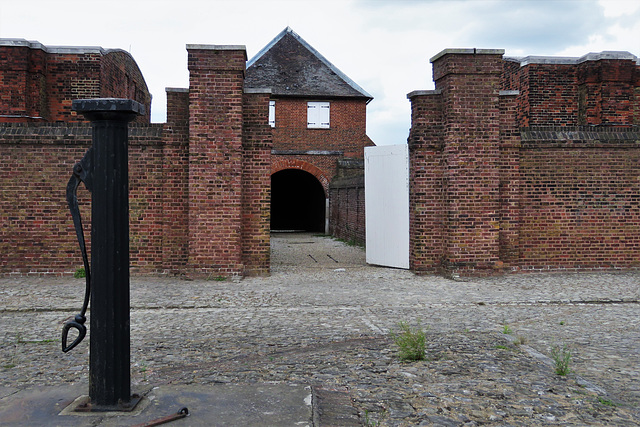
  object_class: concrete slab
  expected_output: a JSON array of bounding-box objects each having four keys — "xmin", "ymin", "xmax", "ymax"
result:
[{"xmin": 0, "ymin": 383, "xmax": 313, "ymax": 426}]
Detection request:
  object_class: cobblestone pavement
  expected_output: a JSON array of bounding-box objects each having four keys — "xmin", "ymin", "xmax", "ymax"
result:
[{"xmin": 1, "ymin": 233, "xmax": 639, "ymax": 425}]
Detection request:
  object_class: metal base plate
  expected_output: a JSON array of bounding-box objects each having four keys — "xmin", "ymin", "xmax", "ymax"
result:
[{"xmin": 64, "ymin": 393, "xmax": 144, "ymax": 413}]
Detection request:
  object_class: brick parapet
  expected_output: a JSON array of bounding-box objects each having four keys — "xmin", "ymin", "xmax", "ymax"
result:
[{"xmin": 0, "ymin": 40, "xmax": 151, "ymax": 124}]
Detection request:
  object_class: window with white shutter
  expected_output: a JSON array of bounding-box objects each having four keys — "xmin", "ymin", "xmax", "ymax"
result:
[
  {"xmin": 307, "ymin": 101, "xmax": 330, "ymax": 128},
  {"xmin": 269, "ymin": 100, "xmax": 276, "ymax": 127}
]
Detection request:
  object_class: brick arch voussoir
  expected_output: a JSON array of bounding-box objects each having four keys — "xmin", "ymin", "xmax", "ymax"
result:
[{"xmin": 271, "ymin": 159, "xmax": 330, "ymax": 197}]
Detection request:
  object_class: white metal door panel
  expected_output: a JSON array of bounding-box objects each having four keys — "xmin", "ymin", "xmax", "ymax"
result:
[{"xmin": 365, "ymin": 144, "xmax": 409, "ymax": 269}]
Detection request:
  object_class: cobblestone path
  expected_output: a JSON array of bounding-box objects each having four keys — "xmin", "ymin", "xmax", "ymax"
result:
[{"xmin": 1, "ymin": 233, "xmax": 639, "ymax": 425}]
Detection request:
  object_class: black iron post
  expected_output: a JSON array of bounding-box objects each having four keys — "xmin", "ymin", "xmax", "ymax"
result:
[{"xmin": 72, "ymin": 98, "xmax": 143, "ymax": 410}]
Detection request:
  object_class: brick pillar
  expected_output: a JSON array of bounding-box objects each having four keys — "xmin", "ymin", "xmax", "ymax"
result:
[
  {"xmin": 431, "ymin": 49, "xmax": 504, "ymax": 276},
  {"xmin": 242, "ymin": 89, "xmax": 272, "ymax": 276},
  {"xmin": 407, "ymin": 90, "xmax": 445, "ymax": 274},
  {"xmin": 162, "ymin": 88, "xmax": 190, "ymax": 273},
  {"xmin": 187, "ymin": 45, "xmax": 247, "ymax": 277}
]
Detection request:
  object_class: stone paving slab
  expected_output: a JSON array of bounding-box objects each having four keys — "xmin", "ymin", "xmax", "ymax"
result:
[
  {"xmin": 1, "ymin": 233, "xmax": 639, "ymax": 425},
  {"xmin": 0, "ymin": 383, "xmax": 314, "ymax": 427}
]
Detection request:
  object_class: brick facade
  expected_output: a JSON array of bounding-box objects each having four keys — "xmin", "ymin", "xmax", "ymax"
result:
[
  {"xmin": 409, "ymin": 49, "xmax": 640, "ymax": 277},
  {"xmin": 5, "ymin": 36, "xmax": 637, "ymax": 278},
  {"xmin": 245, "ymin": 28, "xmax": 374, "ymax": 236}
]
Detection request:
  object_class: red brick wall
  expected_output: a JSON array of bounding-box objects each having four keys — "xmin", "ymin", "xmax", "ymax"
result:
[
  {"xmin": 100, "ymin": 50, "xmax": 152, "ymax": 123},
  {"xmin": 45, "ymin": 51, "xmax": 102, "ymax": 122},
  {"xmin": 0, "ymin": 45, "xmax": 48, "ymax": 121},
  {"xmin": 329, "ymin": 176, "xmax": 365, "ymax": 245},
  {"xmin": 0, "ymin": 123, "xmax": 166, "ymax": 275},
  {"xmin": 409, "ymin": 49, "xmax": 640, "ymax": 276},
  {"xmin": 271, "ymin": 96, "xmax": 374, "ymax": 226},
  {"xmin": 0, "ymin": 124, "xmax": 91, "ymax": 274},
  {"xmin": 0, "ymin": 44, "xmax": 274, "ymax": 277},
  {"xmin": 128, "ymin": 125, "xmax": 166, "ymax": 273},
  {"xmin": 498, "ymin": 91, "xmax": 521, "ymax": 268},
  {"xmin": 518, "ymin": 129, "xmax": 640, "ymax": 271}
]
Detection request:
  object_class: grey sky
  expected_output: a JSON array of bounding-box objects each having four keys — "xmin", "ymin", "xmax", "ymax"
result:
[{"xmin": 1, "ymin": 0, "xmax": 637, "ymax": 145}]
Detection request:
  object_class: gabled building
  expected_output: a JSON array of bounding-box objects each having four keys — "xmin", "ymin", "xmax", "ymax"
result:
[
  {"xmin": 0, "ymin": 30, "xmax": 375, "ymax": 277},
  {"xmin": 245, "ymin": 27, "xmax": 374, "ymax": 234}
]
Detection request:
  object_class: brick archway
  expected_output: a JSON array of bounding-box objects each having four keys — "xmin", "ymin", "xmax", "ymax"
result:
[{"xmin": 271, "ymin": 158, "xmax": 330, "ymax": 197}]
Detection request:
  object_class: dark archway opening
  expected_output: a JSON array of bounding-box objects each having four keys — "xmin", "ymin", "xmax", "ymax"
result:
[{"xmin": 271, "ymin": 169, "xmax": 326, "ymax": 232}]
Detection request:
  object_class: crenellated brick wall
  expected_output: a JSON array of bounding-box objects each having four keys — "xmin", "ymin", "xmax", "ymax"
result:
[
  {"xmin": 409, "ymin": 49, "xmax": 640, "ymax": 277},
  {"xmin": 0, "ymin": 46, "xmax": 272, "ymax": 277},
  {"xmin": 4, "ymin": 39, "xmax": 638, "ymax": 278}
]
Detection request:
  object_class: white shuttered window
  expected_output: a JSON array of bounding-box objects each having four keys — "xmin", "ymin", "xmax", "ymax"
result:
[
  {"xmin": 269, "ymin": 100, "xmax": 276, "ymax": 127},
  {"xmin": 307, "ymin": 102, "xmax": 330, "ymax": 128}
]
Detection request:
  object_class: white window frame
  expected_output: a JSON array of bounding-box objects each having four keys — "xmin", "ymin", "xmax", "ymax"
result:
[
  {"xmin": 307, "ymin": 101, "xmax": 330, "ymax": 129},
  {"xmin": 269, "ymin": 100, "xmax": 276, "ymax": 128}
]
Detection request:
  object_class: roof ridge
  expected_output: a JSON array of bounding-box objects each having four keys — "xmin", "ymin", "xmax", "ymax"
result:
[{"xmin": 247, "ymin": 27, "xmax": 372, "ymax": 100}]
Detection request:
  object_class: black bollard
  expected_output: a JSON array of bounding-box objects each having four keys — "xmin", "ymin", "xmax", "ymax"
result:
[{"xmin": 71, "ymin": 98, "xmax": 144, "ymax": 410}]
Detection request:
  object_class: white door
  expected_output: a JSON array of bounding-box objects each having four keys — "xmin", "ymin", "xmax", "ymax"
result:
[{"xmin": 364, "ymin": 144, "xmax": 409, "ymax": 269}]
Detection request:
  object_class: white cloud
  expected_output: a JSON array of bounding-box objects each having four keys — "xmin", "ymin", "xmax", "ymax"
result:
[{"xmin": 0, "ymin": 0, "xmax": 637, "ymax": 146}]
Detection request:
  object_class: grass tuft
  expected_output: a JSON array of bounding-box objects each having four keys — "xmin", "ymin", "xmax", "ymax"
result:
[
  {"xmin": 391, "ymin": 321, "xmax": 427, "ymax": 362},
  {"xmin": 551, "ymin": 344, "xmax": 572, "ymax": 376}
]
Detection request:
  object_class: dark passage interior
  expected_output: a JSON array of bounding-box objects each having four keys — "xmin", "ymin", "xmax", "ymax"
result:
[{"xmin": 271, "ymin": 169, "xmax": 326, "ymax": 232}]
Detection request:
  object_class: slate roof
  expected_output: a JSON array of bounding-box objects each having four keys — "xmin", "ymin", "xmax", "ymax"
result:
[{"xmin": 245, "ymin": 27, "xmax": 372, "ymax": 101}]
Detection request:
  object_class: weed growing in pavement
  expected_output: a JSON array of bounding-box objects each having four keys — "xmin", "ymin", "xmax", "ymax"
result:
[
  {"xmin": 502, "ymin": 323, "xmax": 512, "ymax": 335},
  {"xmin": 74, "ymin": 267, "xmax": 86, "ymax": 279},
  {"xmin": 16, "ymin": 334, "xmax": 55, "ymax": 345},
  {"xmin": 551, "ymin": 344, "xmax": 572, "ymax": 376},
  {"xmin": 331, "ymin": 236, "xmax": 363, "ymax": 248},
  {"xmin": 390, "ymin": 321, "xmax": 427, "ymax": 362},
  {"xmin": 363, "ymin": 409, "xmax": 386, "ymax": 426},
  {"xmin": 597, "ymin": 396, "xmax": 618, "ymax": 407}
]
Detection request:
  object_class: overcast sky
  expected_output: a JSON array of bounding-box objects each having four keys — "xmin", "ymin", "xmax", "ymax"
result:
[{"xmin": 1, "ymin": 0, "xmax": 638, "ymax": 145}]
